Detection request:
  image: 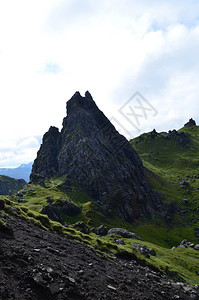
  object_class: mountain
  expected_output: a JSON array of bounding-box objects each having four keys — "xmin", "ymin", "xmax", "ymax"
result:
[
  {"xmin": 130, "ymin": 119, "xmax": 199, "ymax": 227},
  {"xmin": 0, "ymin": 175, "xmax": 26, "ymax": 195},
  {"xmin": 30, "ymin": 91, "xmax": 163, "ymax": 222},
  {"xmin": 0, "ymin": 162, "xmax": 33, "ymax": 182},
  {"xmin": 1, "ymin": 100, "xmax": 199, "ymax": 291}
]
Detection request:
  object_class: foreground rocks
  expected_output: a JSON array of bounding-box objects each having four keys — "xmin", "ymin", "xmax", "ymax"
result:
[
  {"xmin": 0, "ymin": 213, "xmax": 198, "ymax": 299},
  {"xmin": 173, "ymin": 239, "xmax": 199, "ymax": 251}
]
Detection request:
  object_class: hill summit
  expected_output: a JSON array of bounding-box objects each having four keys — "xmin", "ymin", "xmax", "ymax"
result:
[{"xmin": 31, "ymin": 91, "xmax": 163, "ymax": 222}]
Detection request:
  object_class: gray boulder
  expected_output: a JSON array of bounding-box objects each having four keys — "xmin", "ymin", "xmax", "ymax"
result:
[
  {"xmin": 131, "ymin": 243, "xmax": 156, "ymax": 258},
  {"xmin": 176, "ymin": 239, "xmax": 195, "ymax": 249},
  {"xmin": 194, "ymin": 244, "xmax": 199, "ymax": 251},
  {"xmin": 108, "ymin": 228, "xmax": 143, "ymax": 240}
]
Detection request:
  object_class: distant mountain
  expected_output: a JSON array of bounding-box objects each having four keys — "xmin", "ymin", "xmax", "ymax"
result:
[
  {"xmin": 0, "ymin": 162, "xmax": 33, "ymax": 182},
  {"xmin": 0, "ymin": 175, "xmax": 26, "ymax": 195}
]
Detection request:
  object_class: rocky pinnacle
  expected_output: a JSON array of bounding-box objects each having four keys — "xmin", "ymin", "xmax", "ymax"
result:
[{"xmin": 31, "ymin": 91, "xmax": 163, "ymax": 222}]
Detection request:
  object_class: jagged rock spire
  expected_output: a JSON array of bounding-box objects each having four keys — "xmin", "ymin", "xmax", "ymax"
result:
[{"xmin": 31, "ymin": 91, "xmax": 163, "ymax": 222}]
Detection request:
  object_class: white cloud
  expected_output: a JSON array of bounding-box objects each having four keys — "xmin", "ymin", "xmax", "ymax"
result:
[
  {"xmin": 0, "ymin": 137, "xmax": 40, "ymax": 168},
  {"xmin": 0, "ymin": 0, "xmax": 199, "ymax": 166}
]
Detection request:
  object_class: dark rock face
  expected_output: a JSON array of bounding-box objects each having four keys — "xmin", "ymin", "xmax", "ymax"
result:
[
  {"xmin": 41, "ymin": 201, "xmax": 81, "ymax": 223},
  {"xmin": 184, "ymin": 118, "xmax": 196, "ymax": 127},
  {"xmin": 167, "ymin": 130, "xmax": 191, "ymax": 146},
  {"xmin": 32, "ymin": 126, "xmax": 61, "ymax": 178},
  {"xmin": 31, "ymin": 91, "xmax": 163, "ymax": 222}
]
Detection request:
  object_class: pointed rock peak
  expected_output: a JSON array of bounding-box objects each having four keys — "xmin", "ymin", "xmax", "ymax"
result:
[
  {"xmin": 184, "ymin": 118, "xmax": 196, "ymax": 127},
  {"xmin": 67, "ymin": 90, "xmax": 96, "ymax": 115},
  {"xmin": 31, "ymin": 91, "xmax": 164, "ymax": 222},
  {"xmin": 71, "ymin": 91, "xmax": 82, "ymax": 99},
  {"xmin": 85, "ymin": 90, "xmax": 93, "ymax": 101},
  {"xmin": 48, "ymin": 126, "xmax": 59, "ymax": 134}
]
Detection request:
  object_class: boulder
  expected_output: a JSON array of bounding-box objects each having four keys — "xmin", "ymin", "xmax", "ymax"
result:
[
  {"xmin": 175, "ymin": 240, "xmax": 195, "ymax": 249},
  {"xmin": 131, "ymin": 243, "xmax": 156, "ymax": 258},
  {"xmin": 108, "ymin": 228, "xmax": 143, "ymax": 240},
  {"xmin": 194, "ymin": 244, "xmax": 199, "ymax": 251},
  {"xmin": 94, "ymin": 225, "xmax": 108, "ymax": 236}
]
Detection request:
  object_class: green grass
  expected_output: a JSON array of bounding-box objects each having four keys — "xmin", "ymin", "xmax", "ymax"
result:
[
  {"xmin": 128, "ymin": 125, "xmax": 199, "ymax": 254},
  {"xmin": 130, "ymin": 125, "xmax": 199, "ymax": 224}
]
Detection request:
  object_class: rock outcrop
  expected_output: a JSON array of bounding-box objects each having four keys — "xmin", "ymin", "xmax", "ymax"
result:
[
  {"xmin": 167, "ymin": 130, "xmax": 191, "ymax": 146},
  {"xmin": 41, "ymin": 201, "xmax": 81, "ymax": 223},
  {"xmin": 31, "ymin": 91, "xmax": 163, "ymax": 222},
  {"xmin": 184, "ymin": 118, "xmax": 196, "ymax": 127}
]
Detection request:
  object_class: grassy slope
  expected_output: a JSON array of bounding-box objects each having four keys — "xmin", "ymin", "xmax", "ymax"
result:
[
  {"xmin": 130, "ymin": 125, "xmax": 199, "ymax": 247},
  {"xmin": 1, "ymin": 197, "xmax": 199, "ymax": 285}
]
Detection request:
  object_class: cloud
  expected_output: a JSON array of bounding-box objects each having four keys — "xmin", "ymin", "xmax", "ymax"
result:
[
  {"xmin": 0, "ymin": 137, "xmax": 41, "ymax": 168},
  {"xmin": 0, "ymin": 0, "xmax": 199, "ymax": 165}
]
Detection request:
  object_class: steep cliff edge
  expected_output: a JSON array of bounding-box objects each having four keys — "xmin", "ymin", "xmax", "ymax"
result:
[{"xmin": 31, "ymin": 91, "xmax": 163, "ymax": 222}]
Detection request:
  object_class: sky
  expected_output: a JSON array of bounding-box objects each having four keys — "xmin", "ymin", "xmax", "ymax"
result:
[{"xmin": 0, "ymin": 0, "xmax": 199, "ymax": 167}]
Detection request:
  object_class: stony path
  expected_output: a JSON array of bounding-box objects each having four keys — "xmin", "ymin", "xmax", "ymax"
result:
[{"xmin": 0, "ymin": 213, "xmax": 198, "ymax": 299}]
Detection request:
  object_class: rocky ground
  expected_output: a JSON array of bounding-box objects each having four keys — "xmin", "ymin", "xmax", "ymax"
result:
[{"xmin": 0, "ymin": 213, "xmax": 198, "ymax": 300}]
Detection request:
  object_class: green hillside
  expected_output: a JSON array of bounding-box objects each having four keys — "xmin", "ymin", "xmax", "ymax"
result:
[
  {"xmin": 130, "ymin": 124, "xmax": 199, "ymax": 243},
  {"xmin": 0, "ymin": 175, "xmax": 26, "ymax": 195}
]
